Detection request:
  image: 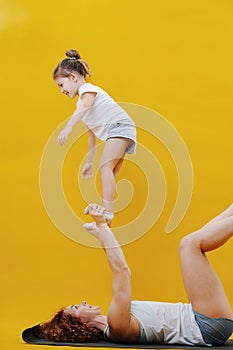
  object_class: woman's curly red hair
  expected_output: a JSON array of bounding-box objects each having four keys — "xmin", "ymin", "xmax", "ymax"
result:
[{"xmin": 35, "ymin": 309, "xmax": 102, "ymax": 343}]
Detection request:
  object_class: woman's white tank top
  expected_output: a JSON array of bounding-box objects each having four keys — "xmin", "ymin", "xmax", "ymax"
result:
[{"xmin": 131, "ymin": 300, "xmax": 207, "ymax": 346}]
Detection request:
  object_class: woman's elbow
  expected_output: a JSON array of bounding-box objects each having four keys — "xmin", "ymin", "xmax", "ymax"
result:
[
  {"xmin": 121, "ymin": 265, "xmax": 131, "ymax": 278},
  {"xmin": 114, "ymin": 264, "xmax": 131, "ymax": 276}
]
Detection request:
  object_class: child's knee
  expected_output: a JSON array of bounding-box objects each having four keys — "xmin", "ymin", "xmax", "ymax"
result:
[{"xmin": 100, "ymin": 164, "xmax": 113, "ymax": 176}]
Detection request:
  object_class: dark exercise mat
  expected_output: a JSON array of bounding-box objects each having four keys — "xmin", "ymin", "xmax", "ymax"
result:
[{"xmin": 22, "ymin": 325, "xmax": 233, "ymax": 349}]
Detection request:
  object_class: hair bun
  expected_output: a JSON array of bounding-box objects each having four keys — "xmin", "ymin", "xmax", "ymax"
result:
[{"xmin": 65, "ymin": 49, "xmax": 81, "ymax": 60}]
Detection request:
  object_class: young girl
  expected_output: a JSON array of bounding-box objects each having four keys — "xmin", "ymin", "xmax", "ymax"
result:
[{"xmin": 54, "ymin": 49, "xmax": 137, "ymax": 225}]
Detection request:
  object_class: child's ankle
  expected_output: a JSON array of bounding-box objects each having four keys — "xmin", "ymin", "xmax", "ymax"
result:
[{"xmin": 104, "ymin": 210, "xmax": 114, "ymax": 222}]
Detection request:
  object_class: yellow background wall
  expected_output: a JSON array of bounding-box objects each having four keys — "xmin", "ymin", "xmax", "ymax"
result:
[{"xmin": 1, "ymin": 1, "xmax": 233, "ymax": 349}]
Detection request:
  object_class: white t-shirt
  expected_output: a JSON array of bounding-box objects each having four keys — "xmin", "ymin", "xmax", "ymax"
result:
[
  {"xmin": 130, "ymin": 301, "xmax": 206, "ymax": 346},
  {"xmin": 77, "ymin": 83, "xmax": 135, "ymax": 141}
]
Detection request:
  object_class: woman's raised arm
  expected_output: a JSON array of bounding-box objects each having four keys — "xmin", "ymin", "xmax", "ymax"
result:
[{"xmin": 83, "ymin": 204, "xmax": 139, "ymax": 342}]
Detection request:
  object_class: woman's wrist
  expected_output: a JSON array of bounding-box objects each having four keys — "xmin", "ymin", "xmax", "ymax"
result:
[
  {"xmin": 97, "ymin": 223, "xmax": 109, "ymax": 229},
  {"xmin": 98, "ymin": 228, "xmax": 119, "ymax": 248}
]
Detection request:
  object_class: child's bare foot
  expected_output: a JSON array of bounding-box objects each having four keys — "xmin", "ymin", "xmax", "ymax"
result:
[
  {"xmin": 83, "ymin": 204, "xmax": 110, "ymax": 237},
  {"xmin": 84, "ymin": 204, "xmax": 107, "ymax": 226},
  {"xmin": 84, "ymin": 204, "xmax": 114, "ymax": 227},
  {"xmin": 103, "ymin": 211, "xmax": 114, "ymax": 227}
]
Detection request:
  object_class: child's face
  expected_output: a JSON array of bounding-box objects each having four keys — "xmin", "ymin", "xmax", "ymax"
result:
[{"xmin": 55, "ymin": 75, "xmax": 78, "ymax": 99}]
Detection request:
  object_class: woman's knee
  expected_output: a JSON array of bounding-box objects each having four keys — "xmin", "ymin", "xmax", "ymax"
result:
[{"xmin": 179, "ymin": 232, "xmax": 201, "ymax": 253}]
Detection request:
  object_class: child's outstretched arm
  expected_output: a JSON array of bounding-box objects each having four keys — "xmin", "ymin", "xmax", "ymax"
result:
[
  {"xmin": 57, "ymin": 92, "xmax": 96, "ymax": 145},
  {"xmin": 82, "ymin": 129, "xmax": 96, "ymax": 179}
]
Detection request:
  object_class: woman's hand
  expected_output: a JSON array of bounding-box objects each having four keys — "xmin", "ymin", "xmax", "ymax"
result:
[
  {"xmin": 83, "ymin": 204, "xmax": 108, "ymax": 238},
  {"xmin": 57, "ymin": 126, "xmax": 72, "ymax": 145},
  {"xmin": 84, "ymin": 204, "xmax": 107, "ymax": 226},
  {"xmin": 82, "ymin": 162, "xmax": 94, "ymax": 179}
]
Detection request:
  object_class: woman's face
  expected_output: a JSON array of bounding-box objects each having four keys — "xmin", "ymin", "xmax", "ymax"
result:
[{"xmin": 64, "ymin": 301, "xmax": 102, "ymax": 323}]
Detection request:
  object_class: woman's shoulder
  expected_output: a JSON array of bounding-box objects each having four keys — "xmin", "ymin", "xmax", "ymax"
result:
[{"xmin": 105, "ymin": 315, "xmax": 140, "ymax": 344}]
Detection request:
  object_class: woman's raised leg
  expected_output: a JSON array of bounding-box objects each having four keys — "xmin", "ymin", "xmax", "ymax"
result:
[
  {"xmin": 179, "ymin": 207, "xmax": 233, "ymax": 319},
  {"xmin": 203, "ymin": 204, "xmax": 233, "ymax": 228}
]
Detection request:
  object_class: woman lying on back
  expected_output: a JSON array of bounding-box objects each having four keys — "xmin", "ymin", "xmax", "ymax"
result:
[{"xmin": 35, "ymin": 203, "xmax": 233, "ymax": 346}]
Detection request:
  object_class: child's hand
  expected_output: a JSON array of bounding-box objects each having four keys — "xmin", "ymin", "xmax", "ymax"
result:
[
  {"xmin": 82, "ymin": 162, "xmax": 94, "ymax": 179},
  {"xmin": 57, "ymin": 126, "xmax": 72, "ymax": 145}
]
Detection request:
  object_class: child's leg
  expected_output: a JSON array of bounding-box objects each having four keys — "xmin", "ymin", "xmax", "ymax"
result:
[
  {"xmin": 113, "ymin": 158, "xmax": 124, "ymax": 178},
  {"xmin": 179, "ymin": 213, "xmax": 233, "ymax": 319},
  {"xmin": 99, "ymin": 138, "xmax": 131, "ymax": 213}
]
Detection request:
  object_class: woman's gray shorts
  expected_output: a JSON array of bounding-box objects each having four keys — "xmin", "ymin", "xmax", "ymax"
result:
[
  {"xmin": 193, "ymin": 310, "xmax": 233, "ymax": 346},
  {"xmin": 106, "ymin": 121, "xmax": 137, "ymax": 154}
]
